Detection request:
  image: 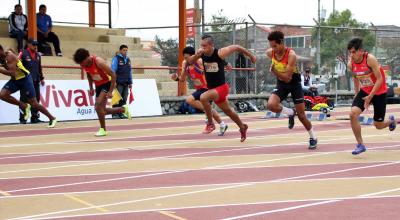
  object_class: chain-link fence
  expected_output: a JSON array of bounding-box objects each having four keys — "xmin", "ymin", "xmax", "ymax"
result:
[{"xmin": 128, "ymin": 22, "xmax": 400, "ymax": 97}]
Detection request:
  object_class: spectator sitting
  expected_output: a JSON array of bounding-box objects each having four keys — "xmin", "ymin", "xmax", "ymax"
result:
[
  {"xmin": 8, "ymin": 4, "xmax": 27, "ymax": 53},
  {"xmin": 301, "ymin": 67, "xmax": 319, "ymax": 96},
  {"xmin": 36, "ymin": 4, "xmax": 62, "ymax": 56}
]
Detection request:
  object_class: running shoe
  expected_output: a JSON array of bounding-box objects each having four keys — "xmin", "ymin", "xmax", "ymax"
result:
[
  {"xmin": 95, "ymin": 128, "xmax": 107, "ymax": 137},
  {"xmin": 352, "ymin": 143, "xmax": 366, "ymax": 155},
  {"xmin": 48, "ymin": 118, "xmax": 57, "ymax": 128},
  {"xmin": 24, "ymin": 104, "xmax": 31, "ymax": 121},
  {"xmin": 309, "ymin": 138, "xmax": 318, "ymax": 150},
  {"xmin": 202, "ymin": 123, "xmax": 215, "ymax": 134},
  {"xmin": 123, "ymin": 104, "xmax": 132, "ymax": 120},
  {"xmin": 389, "ymin": 115, "xmax": 396, "ymax": 131},
  {"xmin": 218, "ymin": 124, "xmax": 228, "ymax": 136}
]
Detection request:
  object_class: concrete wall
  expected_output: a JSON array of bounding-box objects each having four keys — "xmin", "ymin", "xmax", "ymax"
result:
[{"xmin": 160, "ymin": 92, "xmax": 355, "ymax": 115}]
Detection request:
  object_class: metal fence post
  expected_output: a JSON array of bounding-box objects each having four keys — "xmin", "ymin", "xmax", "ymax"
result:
[{"xmin": 232, "ymin": 23, "xmax": 237, "ymax": 94}]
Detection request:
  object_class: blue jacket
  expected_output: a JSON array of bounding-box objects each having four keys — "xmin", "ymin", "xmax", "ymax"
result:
[
  {"xmin": 36, "ymin": 13, "xmax": 52, "ymax": 33},
  {"xmin": 111, "ymin": 54, "xmax": 132, "ymax": 84},
  {"xmin": 20, "ymin": 49, "xmax": 43, "ymax": 82}
]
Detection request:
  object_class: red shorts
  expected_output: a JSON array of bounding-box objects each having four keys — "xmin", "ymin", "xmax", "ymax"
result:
[{"xmin": 213, "ymin": 83, "xmax": 229, "ymax": 104}]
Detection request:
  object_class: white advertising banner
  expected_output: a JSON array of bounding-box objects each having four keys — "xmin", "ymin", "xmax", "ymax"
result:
[{"xmin": 0, "ymin": 79, "xmax": 162, "ymax": 124}]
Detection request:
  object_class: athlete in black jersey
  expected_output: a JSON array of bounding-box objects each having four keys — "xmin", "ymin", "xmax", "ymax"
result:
[{"xmin": 187, "ymin": 34, "xmax": 256, "ymax": 142}]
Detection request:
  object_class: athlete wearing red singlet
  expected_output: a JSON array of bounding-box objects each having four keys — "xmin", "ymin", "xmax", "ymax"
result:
[
  {"xmin": 73, "ymin": 48, "xmax": 131, "ymax": 137},
  {"xmin": 347, "ymin": 38, "xmax": 396, "ymax": 155}
]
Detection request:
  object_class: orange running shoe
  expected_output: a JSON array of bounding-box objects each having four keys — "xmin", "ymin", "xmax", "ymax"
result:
[{"xmin": 202, "ymin": 123, "xmax": 216, "ymax": 134}]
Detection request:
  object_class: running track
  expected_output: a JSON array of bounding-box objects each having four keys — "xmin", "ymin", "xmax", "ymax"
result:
[{"xmin": 0, "ymin": 106, "xmax": 399, "ymax": 220}]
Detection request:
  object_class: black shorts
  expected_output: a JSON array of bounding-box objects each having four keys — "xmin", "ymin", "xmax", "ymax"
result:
[
  {"xmin": 191, "ymin": 88, "xmax": 208, "ymax": 101},
  {"xmin": 273, "ymin": 81, "xmax": 304, "ymax": 104},
  {"xmin": 352, "ymin": 89, "xmax": 387, "ymax": 122},
  {"xmin": 2, "ymin": 74, "xmax": 36, "ymax": 99},
  {"xmin": 95, "ymin": 81, "xmax": 111, "ymax": 97}
]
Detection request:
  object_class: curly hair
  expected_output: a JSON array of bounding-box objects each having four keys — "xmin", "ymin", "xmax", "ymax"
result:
[{"xmin": 73, "ymin": 48, "xmax": 90, "ymax": 64}]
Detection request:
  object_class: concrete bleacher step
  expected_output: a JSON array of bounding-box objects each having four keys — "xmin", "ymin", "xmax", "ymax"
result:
[
  {"xmin": 60, "ymin": 40, "xmax": 142, "ymax": 57},
  {"xmin": 98, "ymin": 35, "xmax": 140, "ymax": 45},
  {"xmin": 160, "ymin": 81, "xmax": 178, "ymax": 90},
  {"xmin": 52, "ymin": 26, "xmax": 126, "ymax": 42}
]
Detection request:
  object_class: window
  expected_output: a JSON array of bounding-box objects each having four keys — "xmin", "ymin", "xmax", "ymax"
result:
[{"xmin": 298, "ymin": 37, "xmax": 304, "ymax": 48}]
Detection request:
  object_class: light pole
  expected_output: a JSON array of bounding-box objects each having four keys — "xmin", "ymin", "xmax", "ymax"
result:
[
  {"xmin": 317, "ymin": 0, "xmax": 321, "ymax": 75},
  {"xmin": 370, "ymin": 22, "xmax": 378, "ymax": 56},
  {"xmin": 201, "ymin": 0, "xmax": 205, "ymax": 34},
  {"xmin": 248, "ymin": 14, "xmax": 257, "ymax": 94}
]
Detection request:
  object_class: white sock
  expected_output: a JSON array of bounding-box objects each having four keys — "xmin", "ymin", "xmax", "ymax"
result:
[
  {"xmin": 220, "ymin": 121, "xmax": 226, "ymax": 127},
  {"xmin": 308, "ymin": 128, "xmax": 316, "ymax": 139},
  {"xmin": 281, "ymin": 107, "xmax": 294, "ymax": 116}
]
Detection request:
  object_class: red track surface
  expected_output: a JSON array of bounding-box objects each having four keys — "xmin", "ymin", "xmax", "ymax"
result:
[{"xmin": 1, "ymin": 108, "xmax": 399, "ymax": 220}]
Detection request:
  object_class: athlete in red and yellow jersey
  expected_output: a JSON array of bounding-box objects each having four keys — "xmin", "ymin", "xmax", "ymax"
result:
[
  {"xmin": 171, "ymin": 47, "xmax": 227, "ymax": 136},
  {"xmin": 73, "ymin": 48, "xmax": 131, "ymax": 137},
  {"xmin": 266, "ymin": 31, "xmax": 317, "ymax": 149},
  {"xmin": 347, "ymin": 38, "xmax": 396, "ymax": 155}
]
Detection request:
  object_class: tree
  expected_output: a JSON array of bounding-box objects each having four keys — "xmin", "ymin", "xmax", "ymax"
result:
[
  {"xmin": 151, "ymin": 35, "xmax": 179, "ymax": 67},
  {"xmin": 206, "ymin": 9, "xmax": 233, "ymax": 32},
  {"xmin": 381, "ymin": 39, "xmax": 400, "ymax": 77},
  {"xmin": 312, "ymin": 9, "xmax": 375, "ymax": 90},
  {"xmin": 205, "ymin": 9, "xmax": 234, "ymax": 49}
]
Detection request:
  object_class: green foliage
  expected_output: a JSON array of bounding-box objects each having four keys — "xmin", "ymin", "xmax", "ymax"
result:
[
  {"xmin": 206, "ymin": 9, "xmax": 233, "ymax": 32},
  {"xmin": 313, "ymin": 9, "xmax": 375, "ymax": 69},
  {"xmin": 381, "ymin": 39, "xmax": 400, "ymax": 76},
  {"xmin": 205, "ymin": 9, "xmax": 234, "ymax": 48},
  {"xmin": 151, "ymin": 35, "xmax": 178, "ymax": 67},
  {"xmin": 312, "ymin": 9, "xmax": 375, "ymax": 90}
]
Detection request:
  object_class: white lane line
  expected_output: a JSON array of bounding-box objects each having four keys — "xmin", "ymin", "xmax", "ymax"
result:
[
  {"xmin": 2, "ymin": 132, "xmax": 396, "ymax": 175},
  {"xmin": 3, "ymin": 142, "xmax": 400, "ymax": 196},
  {"xmin": 0, "ymin": 121, "xmax": 346, "ymax": 148},
  {"xmin": 5, "ymin": 153, "xmax": 400, "ymax": 219},
  {"xmin": 14, "ymin": 195, "xmax": 400, "ymax": 220},
  {"xmin": 220, "ymin": 185, "xmax": 400, "ymax": 219},
  {"xmin": 8, "ymin": 183, "xmax": 253, "ymax": 220}
]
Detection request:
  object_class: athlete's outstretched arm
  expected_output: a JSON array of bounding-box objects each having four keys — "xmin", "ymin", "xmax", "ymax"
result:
[
  {"xmin": 187, "ymin": 49, "xmax": 204, "ymax": 65},
  {"xmin": 218, "ymin": 45, "xmax": 256, "ymax": 64},
  {"xmin": 178, "ymin": 60, "xmax": 188, "ymax": 82}
]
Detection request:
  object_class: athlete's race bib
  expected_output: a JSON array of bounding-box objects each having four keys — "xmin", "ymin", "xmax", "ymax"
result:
[
  {"xmin": 204, "ymin": 62, "xmax": 219, "ymax": 73},
  {"xmin": 92, "ymin": 74, "xmax": 103, "ymax": 81},
  {"xmin": 358, "ymin": 75, "xmax": 374, "ymax": 87},
  {"xmin": 193, "ymin": 78, "xmax": 203, "ymax": 86},
  {"xmin": 272, "ymin": 60, "xmax": 286, "ymax": 73}
]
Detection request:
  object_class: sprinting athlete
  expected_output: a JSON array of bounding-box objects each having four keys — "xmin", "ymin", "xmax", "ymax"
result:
[
  {"xmin": 347, "ymin": 38, "xmax": 396, "ymax": 155},
  {"xmin": 188, "ymin": 34, "xmax": 256, "ymax": 142},
  {"xmin": 73, "ymin": 48, "xmax": 131, "ymax": 136},
  {"xmin": 0, "ymin": 45, "xmax": 57, "ymax": 127},
  {"xmin": 266, "ymin": 31, "xmax": 317, "ymax": 149},
  {"xmin": 171, "ymin": 46, "xmax": 228, "ymax": 136}
]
